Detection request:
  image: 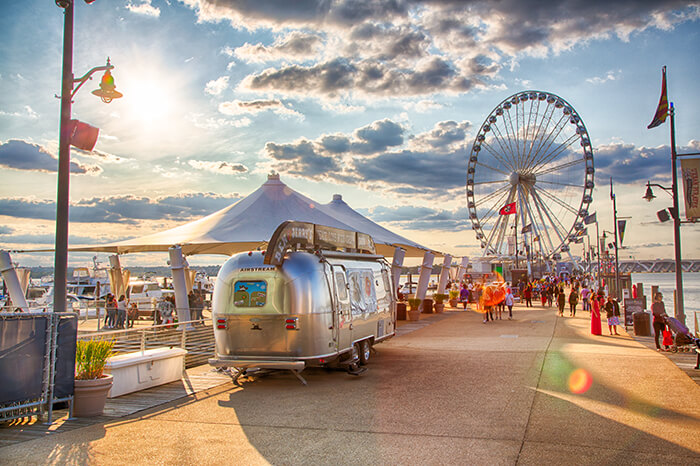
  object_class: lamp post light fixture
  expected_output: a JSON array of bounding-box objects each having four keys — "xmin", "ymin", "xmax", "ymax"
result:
[{"xmin": 54, "ymin": 0, "xmax": 122, "ymax": 313}]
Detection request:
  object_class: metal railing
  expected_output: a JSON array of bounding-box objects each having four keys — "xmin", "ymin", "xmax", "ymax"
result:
[
  {"xmin": 0, "ymin": 312, "xmax": 77, "ymax": 424},
  {"xmin": 78, "ymin": 317, "xmax": 216, "ymax": 369}
]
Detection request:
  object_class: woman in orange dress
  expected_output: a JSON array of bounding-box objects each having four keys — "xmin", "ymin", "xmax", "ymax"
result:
[{"xmin": 590, "ymin": 295, "xmax": 602, "ymax": 335}]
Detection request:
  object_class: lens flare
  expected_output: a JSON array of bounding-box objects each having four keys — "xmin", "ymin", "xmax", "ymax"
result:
[{"xmin": 568, "ymin": 368, "xmax": 593, "ymax": 394}]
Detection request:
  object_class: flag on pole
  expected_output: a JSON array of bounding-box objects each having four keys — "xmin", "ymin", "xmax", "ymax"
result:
[
  {"xmin": 576, "ymin": 228, "xmax": 587, "ymax": 237},
  {"xmin": 617, "ymin": 220, "xmax": 627, "ymax": 246},
  {"xmin": 583, "ymin": 212, "xmax": 597, "ymax": 225},
  {"xmin": 499, "ymin": 202, "xmax": 516, "ymax": 215},
  {"xmin": 647, "ymin": 66, "xmax": 669, "ymax": 129},
  {"xmin": 521, "ymin": 223, "xmax": 532, "ymax": 233}
]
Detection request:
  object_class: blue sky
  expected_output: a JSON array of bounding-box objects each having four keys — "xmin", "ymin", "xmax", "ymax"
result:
[{"xmin": 1, "ymin": 0, "xmax": 699, "ymax": 267}]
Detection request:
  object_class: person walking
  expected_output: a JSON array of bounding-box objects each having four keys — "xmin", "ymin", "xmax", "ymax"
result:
[
  {"xmin": 651, "ymin": 292, "xmax": 669, "ymax": 351},
  {"xmin": 116, "ymin": 294, "xmax": 127, "ymax": 329},
  {"xmin": 590, "ymin": 295, "xmax": 602, "ymax": 335},
  {"xmin": 568, "ymin": 288, "xmax": 579, "ymax": 317},
  {"xmin": 524, "ymin": 283, "xmax": 533, "ymax": 308},
  {"xmin": 581, "ymin": 285, "xmax": 590, "ymax": 313},
  {"xmin": 188, "ymin": 290, "xmax": 197, "ymax": 323},
  {"xmin": 158, "ymin": 296, "xmax": 175, "ymax": 328},
  {"xmin": 557, "ymin": 288, "xmax": 566, "ymax": 317},
  {"xmin": 105, "ymin": 294, "xmax": 117, "ymax": 329},
  {"xmin": 459, "ymin": 283, "xmax": 469, "ymax": 310},
  {"xmin": 505, "ymin": 287, "xmax": 515, "ymax": 320},
  {"xmin": 604, "ymin": 296, "xmax": 620, "ymax": 335},
  {"xmin": 540, "ymin": 282, "xmax": 547, "ymax": 306},
  {"xmin": 127, "ymin": 302, "xmax": 138, "ymax": 328}
]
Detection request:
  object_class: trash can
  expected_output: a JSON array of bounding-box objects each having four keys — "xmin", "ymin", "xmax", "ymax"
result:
[
  {"xmin": 396, "ymin": 302, "xmax": 407, "ymax": 320},
  {"xmin": 633, "ymin": 311, "xmax": 651, "ymax": 336}
]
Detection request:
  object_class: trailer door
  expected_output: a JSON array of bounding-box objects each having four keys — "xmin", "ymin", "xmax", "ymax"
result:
[{"xmin": 331, "ymin": 267, "xmax": 353, "ymax": 352}]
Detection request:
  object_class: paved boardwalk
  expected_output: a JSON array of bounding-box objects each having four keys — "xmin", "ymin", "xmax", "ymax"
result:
[{"xmin": 1, "ymin": 304, "xmax": 699, "ymax": 465}]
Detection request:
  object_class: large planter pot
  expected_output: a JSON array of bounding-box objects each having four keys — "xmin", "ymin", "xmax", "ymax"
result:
[
  {"xmin": 421, "ymin": 298, "xmax": 433, "ymax": 314},
  {"xmin": 407, "ymin": 308, "xmax": 421, "ymax": 321},
  {"xmin": 434, "ymin": 303, "xmax": 445, "ymax": 313},
  {"xmin": 448, "ymin": 299, "xmax": 458, "ymax": 308},
  {"xmin": 396, "ymin": 302, "xmax": 407, "ymax": 320},
  {"xmin": 73, "ymin": 374, "xmax": 113, "ymax": 417}
]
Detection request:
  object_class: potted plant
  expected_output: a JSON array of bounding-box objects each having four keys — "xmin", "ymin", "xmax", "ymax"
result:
[
  {"xmin": 73, "ymin": 339, "xmax": 114, "ymax": 417},
  {"xmin": 407, "ymin": 298, "xmax": 421, "ymax": 321},
  {"xmin": 448, "ymin": 290, "xmax": 459, "ymax": 307},
  {"xmin": 433, "ymin": 293, "xmax": 447, "ymax": 313}
]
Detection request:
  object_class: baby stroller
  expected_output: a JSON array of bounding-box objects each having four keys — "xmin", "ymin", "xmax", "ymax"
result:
[{"xmin": 665, "ymin": 316, "xmax": 700, "ymax": 369}]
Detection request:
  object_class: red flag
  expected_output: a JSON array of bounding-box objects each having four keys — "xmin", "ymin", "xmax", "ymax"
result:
[
  {"xmin": 499, "ymin": 202, "xmax": 516, "ymax": 215},
  {"xmin": 647, "ymin": 66, "xmax": 668, "ymax": 129}
]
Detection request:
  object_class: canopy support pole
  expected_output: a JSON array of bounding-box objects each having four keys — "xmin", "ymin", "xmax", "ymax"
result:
[
  {"xmin": 391, "ymin": 247, "xmax": 406, "ymax": 296},
  {"xmin": 0, "ymin": 250, "xmax": 30, "ymax": 311},
  {"xmin": 456, "ymin": 257, "xmax": 469, "ymax": 283},
  {"xmin": 437, "ymin": 255, "xmax": 452, "ymax": 295},
  {"xmin": 169, "ymin": 246, "xmax": 191, "ymax": 328},
  {"xmin": 415, "ymin": 251, "xmax": 435, "ymax": 309},
  {"xmin": 108, "ymin": 255, "xmax": 126, "ymax": 298}
]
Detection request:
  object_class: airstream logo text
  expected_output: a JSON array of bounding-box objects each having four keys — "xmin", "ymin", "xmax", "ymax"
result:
[{"xmin": 240, "ymin": 267, "xmax": 275, "ymax": 272}]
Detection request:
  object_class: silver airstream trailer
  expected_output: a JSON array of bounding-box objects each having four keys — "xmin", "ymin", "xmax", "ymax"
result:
[{"xmin": 208, "ymin": 221, "xmax": 396, "ymax": 383}]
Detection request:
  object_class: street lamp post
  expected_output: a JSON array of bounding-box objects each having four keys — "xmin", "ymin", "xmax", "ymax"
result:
[
  {"xmin": 53, "ymin": 0, "xmax": 121, "ymax": 313},
  {"xmin": 643, "ymin": 177, "xmax": 685, "ymax": 324},
  {"xmin": 610, "ymin": 178, "xmax": 621, "ymax": 301},
  {"xmin": 600, "ymin": 229, "xmax": 618, "ymax": 298}
]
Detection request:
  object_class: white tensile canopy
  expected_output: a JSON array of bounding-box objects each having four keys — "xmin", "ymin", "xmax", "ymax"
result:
[
  {"xmin": 65, "ymin": 174, "xmax": 434, "ymax": 258},
  {"xmin": 318, "ymin": 194, "xmax": 429, "ymax": 257}
]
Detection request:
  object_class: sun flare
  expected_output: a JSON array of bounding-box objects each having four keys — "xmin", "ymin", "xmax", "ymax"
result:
[{"xmin": 123, "ymin": 80, "xmax": 172, "ymax": 126}]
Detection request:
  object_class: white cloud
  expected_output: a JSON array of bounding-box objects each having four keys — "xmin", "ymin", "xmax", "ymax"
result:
[
  {"xmin": 204, "ymin": 76, "xmax": 230, "ymax": 96},
  {"xmin": 218, "ymin": 99, "xmax": 304, "ymax": 120},
  {"xmin": 187, "ymin": 160, "xmax": 248, "ymax": 175},
  {"xmin": 125, "ymin": 1, "xmax": 160, "ymax": 17},
  {"xmin": 586, "ymin": 69, "xmax": 622, "ymax": 85},
  {"xmin": 405, "ymin": 100, "xmax": 445, "ymax": 113},
  {"xmin": 0, "ymin": 105, "xmax": 38, "ymax": 119}
]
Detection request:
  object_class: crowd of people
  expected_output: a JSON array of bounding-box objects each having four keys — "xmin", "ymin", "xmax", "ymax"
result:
[
  {"xmin": 102, "ymin": 289, "xmax": 206, "ymax": 329},
  {"xmin": 442, "ymin": 274, "xmax": 628, "ymax": 336}
]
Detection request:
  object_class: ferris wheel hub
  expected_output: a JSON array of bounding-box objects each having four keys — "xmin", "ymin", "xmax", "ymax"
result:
[{"xmin": 509, "ymin": 172, "xmax": 536, "ymax": 187}]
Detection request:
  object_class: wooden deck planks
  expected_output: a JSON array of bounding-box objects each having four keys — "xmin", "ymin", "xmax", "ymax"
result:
[{"xmin": 0, "ymin": 365, "xmax": 232, "ymax": 448}]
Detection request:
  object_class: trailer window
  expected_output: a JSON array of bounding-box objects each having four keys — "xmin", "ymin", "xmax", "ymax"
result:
[
  {"xmin": 233, "ymin": 281, "xmax": 267, "ymax": 307},
  {"xmin": 335, "ymin": 272, "xmax": 348, "ymax": 301},
  {"xmin": 348, "ymin": 269, "xmax": 377, "ymax": 315}
]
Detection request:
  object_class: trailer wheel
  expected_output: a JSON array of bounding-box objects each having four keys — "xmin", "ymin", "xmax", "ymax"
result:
[{"xmin": 359, "ymin": 340, "xmax": 371, "ymax": 365}]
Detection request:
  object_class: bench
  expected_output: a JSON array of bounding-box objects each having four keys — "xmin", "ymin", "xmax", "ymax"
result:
[{"xmin": 105, "ymin": 347, "xmax": 187, "ymax": 397}]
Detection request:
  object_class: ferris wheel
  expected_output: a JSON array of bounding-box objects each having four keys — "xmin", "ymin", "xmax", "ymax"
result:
[{"xmin": 466, "ymin": 90, "xmax": 595, "ymax": 263}]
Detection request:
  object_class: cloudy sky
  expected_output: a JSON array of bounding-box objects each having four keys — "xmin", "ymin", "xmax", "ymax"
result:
[{"xmin": 1, "ymin": 0, "xmax": 699, "ymax": 267}]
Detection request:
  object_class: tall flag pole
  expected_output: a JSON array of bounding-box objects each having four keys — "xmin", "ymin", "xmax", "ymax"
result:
[{"xmin": 647, "ymin": 66, "xmax": 685, "ymax": 325}]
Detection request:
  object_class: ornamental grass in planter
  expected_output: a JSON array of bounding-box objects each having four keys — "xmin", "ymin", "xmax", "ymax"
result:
[
  {"xmin": 448, "ymin": 290, "xmax": 459, "ymax": 307},
  {"xmin": 433, "ymin": 294, "xmax": 447, "ymax": 313},
  {"xmin": 73, "ymin": 339, "xmax": 114, "ymax": 417},
  {"xmin": 407, "ymin": 298, "xmax": 421, "ymax": 321}
]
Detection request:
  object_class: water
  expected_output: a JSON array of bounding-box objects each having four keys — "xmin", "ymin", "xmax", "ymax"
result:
[{"xmin": 631, "ymin": 272, "xmax": 699, "ymax": 336}]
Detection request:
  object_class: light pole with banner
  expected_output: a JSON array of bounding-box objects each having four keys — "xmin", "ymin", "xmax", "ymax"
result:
[
  {"xmin": 53, "ymin": 0, "xmax": 123, "ymax": 313},
  {"xmin": 645, "ymin": 66, "xmax": 699, "ymax": 326}
]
